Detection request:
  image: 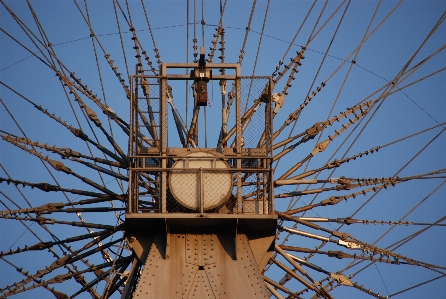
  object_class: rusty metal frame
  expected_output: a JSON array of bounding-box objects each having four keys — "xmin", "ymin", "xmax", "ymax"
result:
[{"xmin": 128, "ymin": 63, "xmax": 274, "ymax": 217}]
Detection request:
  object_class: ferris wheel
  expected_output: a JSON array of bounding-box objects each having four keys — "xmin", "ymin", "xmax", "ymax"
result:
[{"xmin": 1, "ymin": 1, "xmax": 445, "ymax": 298}]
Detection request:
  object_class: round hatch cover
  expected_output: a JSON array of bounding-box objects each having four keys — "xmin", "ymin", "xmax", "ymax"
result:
[{"xmin": 169, "ymin": 152, "xmax": 232, "ymax": 210}]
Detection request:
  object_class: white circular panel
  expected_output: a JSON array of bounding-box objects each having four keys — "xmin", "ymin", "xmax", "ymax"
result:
[{"xmin": 169, "ymin": 152, "xmax": 232, "ymax": 210}]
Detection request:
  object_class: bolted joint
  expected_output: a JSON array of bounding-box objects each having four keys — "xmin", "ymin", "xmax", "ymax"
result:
[
  {"xmin": 332, "ymin": 231, "xmax": 353, "ymax": 241},
  {"xmin": 34, "ymin": 183, "xmax": 60, "ymax": 192},
  {"xmin": 70, "ymin": 128, "xmax": 88, "ymax": 141},
  {"xmin": 48, "ymin": 273, "xmax": 73, "ymax": 284},
  {"xmin": 47, "ymin": 159, "xmax": 72, "ymax": 174}
]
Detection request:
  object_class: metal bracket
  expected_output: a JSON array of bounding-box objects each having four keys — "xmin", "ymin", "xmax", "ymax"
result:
[
  {"xmin": 338, "ymin": 240, "xmax": 361, "ymax": 249},
  {"xmin": 330, "ymin": 273, "xmax": 354, "ymax": 286}
]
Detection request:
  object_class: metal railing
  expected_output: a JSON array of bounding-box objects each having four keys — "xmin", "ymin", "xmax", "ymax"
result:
[
  {"xmin": 128, "ymin": 63, "xmax": 274, "ymax": 216},
  {"xmin": 128, "ymin": 155, "xmax": 273, "ymax": 215}
]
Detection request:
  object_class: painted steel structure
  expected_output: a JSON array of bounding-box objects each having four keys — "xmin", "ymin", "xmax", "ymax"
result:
[{"xmin": 124, "ymin": 61, "xmax": 277, "ymax": 297}]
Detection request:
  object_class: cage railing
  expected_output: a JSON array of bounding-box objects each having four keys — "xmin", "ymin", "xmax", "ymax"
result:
[{"xmin": 128, "ymin": 155, "xmax": 273, "ymax": 215}]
